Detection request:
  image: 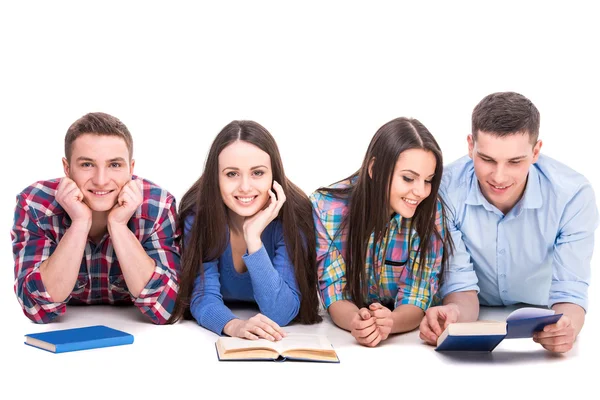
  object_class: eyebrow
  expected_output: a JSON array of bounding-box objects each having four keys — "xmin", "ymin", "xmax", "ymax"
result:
[
  {"xmin": 401, "ymin": 169, "xmax": 435, "ymax": 178},
  {"xmin": 477, "ymin": 151, "xmax": 527, "ymax": 162},
  {"xmin": 222, "ymin": 165, "xmax": 269, "ymax": 172},
  {"xmin": 75, "ymin": 157, "xmax": 127, "ymax": 163}
]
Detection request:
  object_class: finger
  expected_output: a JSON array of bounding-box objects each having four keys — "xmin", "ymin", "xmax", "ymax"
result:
[
  {"xmin": 258, "ymin": 322, "xmax": 283, "ymax": 341},
  {"xmin": 369, "ymin": 303, "xmax": 383, "ymax": 311},
  {"xmin": 542, "ymin": 343, "xmax": 573, "ymax": 354},
  {"xmin": 355, "ymin": 321, "xmax": 378, "ymax": 338},
  {"xmin": 358, "ymin": 308, "xmax": 372, "ymax": 320},
  {"xmin": 534, "ymin": 333, "xmax": 571, "ymax": 346},
  {"xmin": 354, "ymin": 316, "xmax": 377, "ymax": 330},
  {"xmin": 372, "ymin": 308, "xmax": 391, "ymax": 319},
  {"xmin": 544, "ymin": 317, "xmax": 570, "ymax": 333},
  {"xmin": 419, "ymin": 318, "xmax": 438, "ymax": 344},
  {"xmin": 250, "ymin": 326, "xmax": 275, "ymax": 342},
  {"xmin": 362, "ymin": 327, "xmax": 382, "ymax": 346},
  {"xmin": 426, "ymin": 310, "xmax": 444, "ymax": 336},
  {"xmin": 272, "ymin": 181, "xmax": 287, "ymax": 205},
  {"xmin": 65, "ymin": 185, "xmax": 84, "ymax": 202},
  {"xmin": 243, "ymin": 330, "xmax": 259, "ymax": 340},
  {"xmin": 258, "ymin": 314, "xmax": 286, "ymax": 337},
  {"xmin": 374, "ymin": 316, "xmax": 394, "ymax": 327}
]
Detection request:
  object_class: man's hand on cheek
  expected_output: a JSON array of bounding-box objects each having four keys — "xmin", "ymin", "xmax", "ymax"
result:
[{"xmin": 108, "ymin": 179, "xmax": 143, "ymax": 226}]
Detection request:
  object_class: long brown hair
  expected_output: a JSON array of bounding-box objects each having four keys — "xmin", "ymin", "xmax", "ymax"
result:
[
  {"xmin": 317, "ymin": 117, "xmax": 452, "ymax": 308},
  {"xmin": 168, "ymin": 120, "xmax": 321, "ymax": 324}
]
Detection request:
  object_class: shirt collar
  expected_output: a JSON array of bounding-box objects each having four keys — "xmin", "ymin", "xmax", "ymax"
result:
[{"xmin": 464, "ymin": 163, "xmax": 543, "ymax": 211}]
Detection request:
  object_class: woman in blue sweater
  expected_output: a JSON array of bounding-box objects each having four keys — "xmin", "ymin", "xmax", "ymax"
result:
[{"xmin": 168, "ymin": 120, "xmax": 321, "ymax": 339}]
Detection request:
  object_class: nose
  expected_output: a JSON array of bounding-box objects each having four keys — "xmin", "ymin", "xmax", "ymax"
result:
[
  {"xmin": 93, "ymin": 167, "xmax": 109, "ymax": 186},
  {"xmin": 412, "ymin": 180, "xmax": 426, "ymax": 198},
  {"xmin": 491, "ymin": 164, "xmax": 507, "ymax": 183},
  {"xmin": 239, "ymin": 175, "xmax": 251, "ymax": 192}
]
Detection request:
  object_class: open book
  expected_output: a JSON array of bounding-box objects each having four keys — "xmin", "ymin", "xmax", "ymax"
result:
[
  {"xmin": 216, "ymin": 333, "xmax": 339, "ymax": 363},
  {"xmin": 436, "ymin": 307, "xmax": 563, "ymax": 352}
]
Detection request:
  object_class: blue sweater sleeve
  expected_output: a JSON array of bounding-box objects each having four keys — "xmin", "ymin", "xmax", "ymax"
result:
[
  {"xmin": 189, "ymin": 258, "xmax": 238, "ymax": 335},
  {"xmin": 242, "ymin": 223, "xmax": 301, "ymax": 326}
]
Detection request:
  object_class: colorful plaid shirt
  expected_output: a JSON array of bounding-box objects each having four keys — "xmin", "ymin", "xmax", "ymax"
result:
[
  {"xmin": 310, "ymin": 178, "xmax": 445, "ymax": 311},
  {"xmin": 11, "ymin": 176, "xmax": 180, "ymax": 324}
]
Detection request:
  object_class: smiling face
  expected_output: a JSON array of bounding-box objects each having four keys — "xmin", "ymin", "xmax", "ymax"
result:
[
  {"xmin": 218, "ymin": 140, "xmax": 273, "ymax": 218},
  {"xmin": 469, "ymin": 131, "xmax": 542, "ymax": 214},
  {"xmin": 388, "ymin": 148, "xmax": 436, "ymax": 218},
  {"xmin": 63, "ymin": 133, "xmax": 134, "ymax": 212}
]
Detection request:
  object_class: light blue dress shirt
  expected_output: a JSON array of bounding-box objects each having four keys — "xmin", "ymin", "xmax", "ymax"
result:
[{"xmin": 439, "ymin": 155, "xmax": 598, "ymax": 311}]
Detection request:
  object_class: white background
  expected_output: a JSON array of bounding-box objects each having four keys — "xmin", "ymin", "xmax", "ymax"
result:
[{"xmin": 1, "ymin": 1, "xmax": 599, "ymax": 398}]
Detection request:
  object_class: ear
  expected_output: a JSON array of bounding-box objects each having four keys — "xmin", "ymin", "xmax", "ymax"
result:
[
  {"xmin": 532, "ymin": 140, "xmax": 542, "ymax": 163},
  {"xmin": 62, "ymin": 157, "xmax": 70, "ymax": 177},
  {"xmin": 368, "ymin": 157, "xmax": 375, "ymax": 179},
  {"xmin": 130, "ymin": 159, "xmax": 135, "ymax": 175},
  {"xmin": 467, "ymin": 135, "xmax": 475, "ymax": 159}
]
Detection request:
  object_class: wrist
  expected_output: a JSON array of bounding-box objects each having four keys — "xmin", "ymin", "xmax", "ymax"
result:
[
  {"xmin": 70, "ymin": 218, "xmax": 92, "ymax": 233},
  {"xmin": 223, "ymin": 319, "xmax": 242, "ymax": 337},
  {"xmin": 244, "ymin": 237, "xmax": 263, "ymax": 254}
]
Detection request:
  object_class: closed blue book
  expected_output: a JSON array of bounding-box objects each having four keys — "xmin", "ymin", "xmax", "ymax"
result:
[{"xmin": 24, "ymin": 325, "xmax": 134, "ymax": 353}]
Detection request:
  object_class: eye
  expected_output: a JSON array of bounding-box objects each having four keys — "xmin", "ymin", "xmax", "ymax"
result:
[
  {"xmin": 480, "ymin": 157, "xmax": 494, "ymax": 163},
  {"xmin": 80, "ymin": 162, "xmax": 93, "ymax": 168},
  {"xmin": 109, "ymin": 162, "xmax": 122, "ymax": 168},
  {"xmin": 509, "ymin": 160, "xmax": 522, "ymax": 165},
  {"xmin": 425, "ymin": 180, "xmax": 433, "ymax": 184},
  {"xmin": 226, "ymin": 171, "xmax": 238, "ymax": 178},
  {"xmin": 253, "ymin": 170, "xmax": 265, "ymax": 177},
  {"xmin": 402, "ymin": 176, "xmax": 414, "ymax": 183}
]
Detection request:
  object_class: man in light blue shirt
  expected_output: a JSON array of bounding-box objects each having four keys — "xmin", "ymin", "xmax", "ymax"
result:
[{"xmin": 420, "ymin": 92, "xmax": 598, "ymax": 353}]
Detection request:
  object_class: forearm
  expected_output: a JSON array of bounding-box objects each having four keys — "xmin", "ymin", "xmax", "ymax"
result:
[
  {"xmin": 328, "ymin": 300, "xmax": 360, "ymax": 331},
  {"xmin": 552, "ymin": 303, "xmax": 586, "ymax": 336},
  {"xmin": 390, "ymin": 304, "xmax": 425, "ymax": 334},
  {"xmin": 39, "ymin": 221, "xmax": 90, "ymax": 302},
  {"xmin": 245, "ymin": 246, "xmax": 300, "ymax": 326},
  {"xmin": 108, "ymin": 223, "xmax": 155, "ymax": 297},
  {"xmin": 442, "ymin": 290, "xmax": 479, "ymax": 322}
]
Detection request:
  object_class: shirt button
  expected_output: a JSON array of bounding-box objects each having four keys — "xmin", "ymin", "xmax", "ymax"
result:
[
  {"xmin": 502, "ymin": 290, "xmax": 507, "ymax": 293},
  {"xmin": 499, "ymin": 249, "xmax": 505, "ymax": 255}
]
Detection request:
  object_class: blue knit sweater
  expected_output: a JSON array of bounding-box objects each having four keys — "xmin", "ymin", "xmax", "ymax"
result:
[{"xmin": 187, "ymin": 217, "xmax": 301, "ymax": 335}]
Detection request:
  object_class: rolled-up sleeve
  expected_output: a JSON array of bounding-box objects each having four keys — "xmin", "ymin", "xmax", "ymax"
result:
[{"xmin": 550, "ymin": 183, "xmax": 598, "ymax": 311}]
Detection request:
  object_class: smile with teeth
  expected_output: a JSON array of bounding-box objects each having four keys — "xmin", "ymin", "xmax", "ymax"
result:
[
  {"xmin": 89, "ymin": 190, "xmax": 114, "ymax": 196},
  {"xmin": 236, "ymin": 196, "xmax": 257, "ymax": 204},
  {"xmin": 490, "ymin": 183, "xmax": 511, "ymax": 190},
  {"xmin": 402, "ymin": 197, "xmax": 418, "ymax": 205}
]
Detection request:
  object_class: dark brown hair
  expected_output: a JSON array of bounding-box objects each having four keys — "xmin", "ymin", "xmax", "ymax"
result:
[
  {"xmin": 65, "ymin": 112, "xmax": 134, "ymax": 162},
  {"xmin": 168, "ymin": 120, "xmax": 322, "ymax": 324},
  {"xmin": 317, "ymin": 117, "xmax": 452, "ymax": 308},
  {"xmin": 472, "ymin": 92, "xmax": 540, "ymax": 143}
]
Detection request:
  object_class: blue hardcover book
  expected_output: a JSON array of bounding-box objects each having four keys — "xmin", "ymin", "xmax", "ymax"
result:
[
  {"xmin": 436, "ymin": 307, "xmax": 562, "ymax": 352},
  {"xmin": 24, "ymin": 325, "xmax": 134, "ymax": 353}
]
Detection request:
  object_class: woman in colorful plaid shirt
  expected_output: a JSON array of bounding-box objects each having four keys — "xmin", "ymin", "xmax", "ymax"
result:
[
  {"xmin": 310, "ymin": 117, "xmax": 452, "ymax": 347},
  {"xmin": 168, "ymin": 120, "xmax": 321, "ymax": 340}
]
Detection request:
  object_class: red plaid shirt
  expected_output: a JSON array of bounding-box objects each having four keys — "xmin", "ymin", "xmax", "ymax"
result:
[{"xmin": 11, "ymin": 176, "xmax": 180, "ymax": 324}]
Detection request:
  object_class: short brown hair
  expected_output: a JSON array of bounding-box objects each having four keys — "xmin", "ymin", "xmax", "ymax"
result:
[
  {"xmin": 64, "ymin": 112, "xmax": 133, "ymax": 162},
  {"xmin": 472, "ymin": 92, "xmax": 540, "ymax": 143}
]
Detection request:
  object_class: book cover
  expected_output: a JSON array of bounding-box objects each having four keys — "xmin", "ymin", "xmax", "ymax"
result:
[
  {"xmin": 436, "ymin": 307, "xmax": 563, "ymax": 352},
  {"xmin": 24, "ymin": 325, "xmax": 134, "ymax": 353},
  {"xmin": 215, "ymin": 333, "xmax": 339, "ymax": 363}
]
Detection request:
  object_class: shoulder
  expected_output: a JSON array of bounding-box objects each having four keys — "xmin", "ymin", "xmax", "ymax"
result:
[
  {"xmin": 309, "ymin": 178, "xmax": 352, "ymax": 219},
  {"xmin": 535, "ymin": 155, "xmax": 593, "ymax": 201},
  {"xmin": 15, "ymin": 178, "xmax": 64, "ymax": 221},
  {"xmin": 440, "ymin": 156, "xmax": 473, "ymax": 207},
  {"xmin": 137, "ymin": 176, "xmax": 177, "ymax": 220}
]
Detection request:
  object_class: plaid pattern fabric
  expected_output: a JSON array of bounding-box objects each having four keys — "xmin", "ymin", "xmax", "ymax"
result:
[
  {"xmin": 11, "ymin": 176, "xmax": 180, "ymax": 324},
  {"xmin": 310, "ymin": 178, "xmax": 445, "ymax": 311}
]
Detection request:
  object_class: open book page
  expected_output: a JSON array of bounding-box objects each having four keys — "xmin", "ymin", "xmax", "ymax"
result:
[
  {"xmin": 217, "ymin": 337, "xmax": 281, "ymax": 353},
  {"xmin": 278, "ymin": 333, "xmax": 333, "ymax": 352},
  {"xmin": 506, "ymin": 307, "xmax": 555, "ymax": 321}
]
